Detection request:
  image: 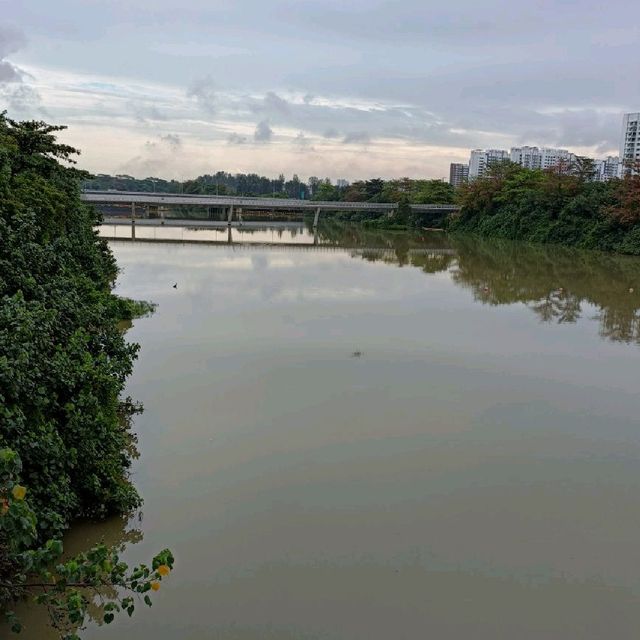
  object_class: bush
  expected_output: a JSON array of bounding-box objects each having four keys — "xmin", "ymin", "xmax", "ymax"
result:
[{"xmin": 450, "ymin": 162, "xmax": 640, "ymax": 255}]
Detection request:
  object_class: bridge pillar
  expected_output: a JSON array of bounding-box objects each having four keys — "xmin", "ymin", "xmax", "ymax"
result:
[
  {"xmin": 313, "ymin": 207, "xmax": 320, "ymax": 229},
  {"xmin": 131, "ymin": 219, "xmax": 136, "ymax": 240},
  {"xmin": 227, "ymin": 205, "xmax": 234, "ymax": 225}
]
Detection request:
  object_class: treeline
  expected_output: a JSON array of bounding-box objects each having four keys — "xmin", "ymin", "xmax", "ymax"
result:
[
  {"xmin": 83, "ymin": 172, "xmax": 455, "ymax": 205},
  {"xmin": 450, "ymin": 161, "xmax": 640, "ymax": 255},
  {"xmin": 1, "ymin": 117, "xmax": 170, "ymax": 635}
]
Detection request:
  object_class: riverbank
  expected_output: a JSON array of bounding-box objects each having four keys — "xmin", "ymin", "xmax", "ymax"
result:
[{"xmin": 447, "ymin": 161, "xmax": 640, "ymax": 255}]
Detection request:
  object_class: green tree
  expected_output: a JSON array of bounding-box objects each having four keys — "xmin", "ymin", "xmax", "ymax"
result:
[{"xmin": 0, "ymin": 114, "xmax": 172, "ymax": 636}]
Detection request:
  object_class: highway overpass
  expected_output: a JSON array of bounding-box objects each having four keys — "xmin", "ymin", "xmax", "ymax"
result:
[{"xmin": 82, "ymin": 190, "xmax": 459, "ymax": 226}]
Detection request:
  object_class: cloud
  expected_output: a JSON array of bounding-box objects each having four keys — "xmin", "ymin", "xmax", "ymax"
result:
[
  {"xmin": 5, "ymin": 1, "xmax": 639, "ymax": 175},
  {"xmin": 228, "ymin": 132, "xmax": 247, "ymax": 145},
  {"xmin": 160, "ymin": 133, "xmax": 181, "ymax": 149},
  {"xmin": 342, "ymin": 131, "xmax": 371, "ymax": 145},
  {"xmin": 254, "ymin": 119, "xmax": 272, "ymax": 142},
  {"xmin": 263, "ymin": 91, "xmax": 290, "ymax": 115},
  {"xmin": 0, "ymin": 25, "xmax": 27, "ymax": 83},
  {"xmin": 187, "ymin": 75, "xmax": 216, "ymax": 115},
  {"xmin": 122, "ymin": 133, "xmax": 185, "ymax": 176},
  {"xmin": 292, "ymin": 131, "xmax": 314, "ymax": 152},
  {"xmin": 129, "ymin": 101, "xmax": 167, "ymax": 123},
  {"xmin": 2, "ymin": 84, "xmax": 43, "ymax": 113}
]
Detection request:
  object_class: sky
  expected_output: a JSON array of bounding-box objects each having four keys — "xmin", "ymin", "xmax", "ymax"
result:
[{"xmin": 0, "ymin": 0, "xmax": 639, "ymax": 181}]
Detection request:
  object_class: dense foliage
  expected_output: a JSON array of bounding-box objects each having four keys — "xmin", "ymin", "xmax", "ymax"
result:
[
  {"xmin": 83, "ymin": 172, "xmax": 454, "ymax": 210},
  {"xmin": 450, "ymin": 161, "xmax": 640, "ymax": 254},
  {"xmin": 0, "ymin": 115, "xmax": 141, "ymax": 539},
  {"xmin": 0, "ymin": 115, "xmax": 170, "ymax": 636}
]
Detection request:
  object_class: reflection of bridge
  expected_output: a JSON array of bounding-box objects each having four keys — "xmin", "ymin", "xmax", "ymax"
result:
[
  {"xmin": 82, "ymin": 190, "xmax": 459, "ymax": 227},
  {"xmin": 99, "ymin": 221, "xmax": 457, "ymax": 257}
]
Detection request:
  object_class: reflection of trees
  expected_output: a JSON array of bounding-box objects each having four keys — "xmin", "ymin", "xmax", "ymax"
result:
[
  {"xmin": 316, "ymin": 224, "xmax": 640, "ymax": 344},
  {"xmin": 448, "ymin": 237, "xmax": 640, "ymax": 344},
  {"xmin": 67, "ymin": 515, "xmax": 145, "ymax": 634},
  {"xmin": 16, "ymin": 514, "xmax": 144, "ymax": 639},
  {"xmin": 315, "ymin": 220, "xmax": 451, "ymax": 254}
]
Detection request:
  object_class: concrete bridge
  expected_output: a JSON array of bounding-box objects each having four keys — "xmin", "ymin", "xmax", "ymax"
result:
[{"xmin": 82, "ymin": 190, "xmax": 459, "ymax": 227}]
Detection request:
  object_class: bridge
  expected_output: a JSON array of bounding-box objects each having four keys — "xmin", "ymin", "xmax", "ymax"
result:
[{"xmin": 81, "ymin": 190, "xmax": 459, "ymax": 227}]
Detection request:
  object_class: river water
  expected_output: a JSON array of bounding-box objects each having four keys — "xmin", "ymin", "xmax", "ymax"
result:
[{"xmin": 16, "ymin": 225, "xmax": 640, "ymax": 639}]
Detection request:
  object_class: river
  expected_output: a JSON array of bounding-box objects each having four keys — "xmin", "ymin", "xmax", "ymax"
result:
[{"xmin": 15, "ymin": 224, "xmax": 640, "ymax": 639}]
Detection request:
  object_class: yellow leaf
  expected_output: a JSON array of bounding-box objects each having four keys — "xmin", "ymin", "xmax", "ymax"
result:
[{"xmin": 12, "ymin": 485, "xmax": 26, "ymax": 501}]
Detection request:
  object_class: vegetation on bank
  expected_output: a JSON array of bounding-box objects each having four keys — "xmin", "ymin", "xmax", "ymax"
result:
[
  {"xmin": 0, "ymin": 115, "xmax": 171, "ymax": 637},
  {"xmin": 449, "ymin": 161, "xmax": 640, "ymax": 255},
  {"xmin": 84, "ymin": 172, "xmax": 455, "ymax": 208}
]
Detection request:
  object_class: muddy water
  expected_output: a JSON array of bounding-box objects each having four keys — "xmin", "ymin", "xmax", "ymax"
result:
[{"xmin": 17, "ymin": 229, "xmax": 640, "ymax": 639}]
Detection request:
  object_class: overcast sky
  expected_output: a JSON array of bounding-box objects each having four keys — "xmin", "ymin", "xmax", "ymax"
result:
[{"xmin": 1, "ymin": 0, "xmax": 639, "ymax": 180}]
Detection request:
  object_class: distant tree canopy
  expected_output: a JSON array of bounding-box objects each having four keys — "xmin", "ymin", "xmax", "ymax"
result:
[{"xmin": 83, "ymin": 173, "xmax": 454, "ymax": 206}]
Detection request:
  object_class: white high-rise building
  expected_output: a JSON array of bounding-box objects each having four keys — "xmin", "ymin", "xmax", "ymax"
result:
[
  {"xmin": 511, "ymin": 146, "xmax": 574, "ymax": 170},
  {"xmin": 595, "ymin": 156, "xmax": 621, "ymax": 181},
  {"xmin": 449, "ymin": 163, "xmax": 469, "ymax": 187},
  {"xmin": 540, "ymin": 147, "xmax": 574, "ymax": 169},
  {"xmin": 510, "ymin": 146, "xmax": 543, "ymax": 169},
  {"xmin": 620, "ymin": 113, "xmax": 640, "ymax": 175},
  {"xmin": 468, "ymin": 149, "xmax": 509, "ymax": 179}
]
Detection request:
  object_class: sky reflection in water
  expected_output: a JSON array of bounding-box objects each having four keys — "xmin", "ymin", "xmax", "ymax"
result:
[{"xmin": 20, "ymin": 227, "xmax": 640, "ymax": 639}]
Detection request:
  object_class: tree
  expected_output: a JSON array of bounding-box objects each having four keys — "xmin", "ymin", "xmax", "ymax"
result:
[
  {"xmin": 609, "ymin": 161, "xmax": 640, "ymax": 226},
  {"xmin": 1, "ymin": 449, "xmax": 173, "ymax": 639},
  {"xmin": 0, "ymin": 114, "xmax": 173, "ymax": 636},
  {"xmin": 573, "ymin": 156, "xmax": 597, "ymax": 183}
]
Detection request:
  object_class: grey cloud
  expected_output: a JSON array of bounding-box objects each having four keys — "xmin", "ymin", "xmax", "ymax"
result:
[
  {"xmin": 187, "ymin": 75, "xmax": 216, "ymax": 115},
  {"xmin": 0, "ymin": 61, "xmax": 21, "ymax": 83},
  {"xmin": 1, "ymin": 84, "xmax": 44, "ymax": 115},
  {"xmin": 343, "ymin": 131, "xmax": 371, "ymax": 145},
  {"xmin": 161, "ymin": 133, "xmax": 181, "ymax": 149},
  {"xmin": 129, "ymin": 101, "xmax": 167, "ymax": 123},
  {"xmin": 263, "ymin": 91, "xmax": 290, "ymax": 115},
  {"xmin": 228, "ymin": 132, "xmax": 247, "ymax": 145},
  {"xmin": 5, "ymin": 0, "xmax": 640, "ymax": 172},
  {"xmin": 254, "ymin": 120, "xmax": 273, "ymax": 142},
  {"xmin": 0, "ymin": 25, "xmax": 27, "ymax": 83}
]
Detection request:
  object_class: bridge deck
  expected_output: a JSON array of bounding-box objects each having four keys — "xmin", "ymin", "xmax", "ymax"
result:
[{"xmin": 83, "ymin": 190, "xmax": 459, "ymax": 213}]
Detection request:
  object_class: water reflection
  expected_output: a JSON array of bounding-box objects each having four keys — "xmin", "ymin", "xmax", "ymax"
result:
[
  {"xmin": 448, "ymin": 238, "xmax": 640, "ymax": 344},
  {"xmin": 40, "ymin": 224, "xmax": 640, "ymax": 640},
  {"xmin": 321, "ymin": 230, "xmax": 640, "ymax": 345},
  {"xmin": 7, "ymin": 515, "xmax": 144, "ymax": 639}
]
